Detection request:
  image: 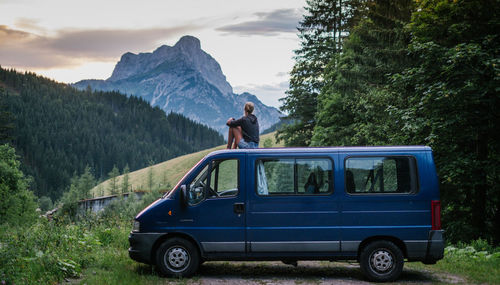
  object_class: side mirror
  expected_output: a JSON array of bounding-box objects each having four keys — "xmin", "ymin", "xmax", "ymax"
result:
[{"xmin": 180, "ymin": 185, "xmax": 188, "ymax": 206}]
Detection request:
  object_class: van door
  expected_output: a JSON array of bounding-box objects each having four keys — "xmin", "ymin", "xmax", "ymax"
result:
[
  {"xmin": 246, "ymin": 155, "xmax": 341, "ymax": 255},
  {"xmin": 181, "ymin": 153, "xmax": 246, "ymax": 255},
  {"xmin": 339, "ymin": 151, "xmax": 428, "ymax": 255}
]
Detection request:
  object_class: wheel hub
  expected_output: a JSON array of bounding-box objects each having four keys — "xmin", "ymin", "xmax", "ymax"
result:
[
  {"xmin": 165, "ymin": 247, "xmax": 189, "ymax": 271},
  {"xmin": 370, "ymin": 250, "xmax": 393, "ymax": 273}
]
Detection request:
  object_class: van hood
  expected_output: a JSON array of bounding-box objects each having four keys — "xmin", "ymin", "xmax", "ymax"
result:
[{"xmin": 135, "ymin": 198, "xmax": 162, "ymax": 219}]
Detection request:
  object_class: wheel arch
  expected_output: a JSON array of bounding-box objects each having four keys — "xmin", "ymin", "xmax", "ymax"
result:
[
  {"xmin": 150, "ymin": 232, "xmax": 203, "ymax": 265},
  {"xmin": 357, "ymin": 236, "xmax": 408, "ymax": 261}
]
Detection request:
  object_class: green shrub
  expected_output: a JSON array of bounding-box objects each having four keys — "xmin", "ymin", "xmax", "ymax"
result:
[
  {"xmin": 38, "ymin": 196, "xmax": 53, "ymax": 212},
  {"xmin": 0, "ymin": 144, "xmax": 38, "ymax": 226},
  {"xmin": 0, "ymin": 174, "xmax": 162, "ymax": 284},
  {"xmin": 0, "ymin": 214, "xmax": 131, "ymax": 284},
  {"xmin": 426, "ymin": 239, "xmax": 500, "ymax": 284},
  {"xmin": 445, "ymin": 241, "xmax": 500, "ymax": 261}
]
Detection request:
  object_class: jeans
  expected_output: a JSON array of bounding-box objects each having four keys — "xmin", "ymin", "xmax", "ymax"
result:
[{"xmin": 238, "ymin": 138, "xmax": 259, "ymax": 149}]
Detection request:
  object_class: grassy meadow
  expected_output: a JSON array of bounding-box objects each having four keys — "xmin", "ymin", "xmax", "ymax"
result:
[{"xmin": 91, "ymin": 132, "xmax": 284, "ymax": 197}]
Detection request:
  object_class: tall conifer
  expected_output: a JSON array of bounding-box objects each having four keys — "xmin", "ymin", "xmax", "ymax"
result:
[
  {"xmin": 108, "ymin": 165, "xmax": 120, "ymax": 195},
  {"xmin": 312, "ymin": 0, "xmax": 414, "ymax": 146},
  {"xmin": 278, "ymin": 0, "xmax": 361, "ymax": 146}
]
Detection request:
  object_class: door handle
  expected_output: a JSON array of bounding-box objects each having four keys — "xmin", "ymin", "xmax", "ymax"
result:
[{"xmin": 233, "ymin": 203, "xmax": 245, "ymax": 214}]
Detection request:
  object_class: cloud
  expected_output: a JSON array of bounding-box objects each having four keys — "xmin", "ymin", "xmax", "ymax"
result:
[
  {"xmin": 14, "ymin": 18, "xmax": 46, "ymax": 33},
  {"xmin": 0, "ymin": 24, "xmax": 198, "ymax": 69},
  {"xmin": 0, "ymin": 24, "xmax": 32, "ymax": 39},
  {"xmin": 217, "ymin": 9, "xmax": 301, "ymax": 36}
]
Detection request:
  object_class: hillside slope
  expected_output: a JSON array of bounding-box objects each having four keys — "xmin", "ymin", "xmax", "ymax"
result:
[
  {"xmin": 91, "ymin": 132, "xmax": 283, "ymax": 196},
  {"xmin": 0, "ymin": 67, "xmax": 224, "ymax": 200}
]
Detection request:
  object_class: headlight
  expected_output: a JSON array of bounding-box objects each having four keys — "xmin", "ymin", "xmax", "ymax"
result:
[{"xmin": 132, "ymin": 220, "xmax": 140, "ymax": 232}]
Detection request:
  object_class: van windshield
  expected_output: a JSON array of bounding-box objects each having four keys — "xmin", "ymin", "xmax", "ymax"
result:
[{"xmin": 162, "ymin": 157, "xmax": 206, "ymax": 199}]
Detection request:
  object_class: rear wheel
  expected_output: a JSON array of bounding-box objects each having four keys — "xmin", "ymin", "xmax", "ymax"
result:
[
  {"xmin": 156, "ymin": 238, "xmax": 199, "ymax": 277},
  {"xmin": 359, "ymin": 240, "xmax": 404, "ymax": 282}
]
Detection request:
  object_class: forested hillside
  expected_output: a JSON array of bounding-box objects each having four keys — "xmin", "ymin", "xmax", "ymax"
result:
[
  {"xmin": 0, "ymin": 67, "xmax": 224, "ymax": 201},
  {"xmin": 278, "ymin": 0, "xmax": 499, "ymax": 243}
]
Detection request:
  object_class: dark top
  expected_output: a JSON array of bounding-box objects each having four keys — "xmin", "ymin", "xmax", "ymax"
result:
[{"xmin": 227, "ymin": 114, "xmax": 260, "ymax": 143}]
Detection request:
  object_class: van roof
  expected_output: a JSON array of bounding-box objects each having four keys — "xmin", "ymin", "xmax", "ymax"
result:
[{"xmin": 209, "ymin": 146, "xmax": 431, "ymax": 156}]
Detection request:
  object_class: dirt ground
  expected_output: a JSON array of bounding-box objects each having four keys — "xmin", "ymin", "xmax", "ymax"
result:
[{"xmin": 170, "ymin": 261, "xmax": 465, "ymax": 285}]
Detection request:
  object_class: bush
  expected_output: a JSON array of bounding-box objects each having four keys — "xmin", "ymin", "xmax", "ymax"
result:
[
  {"xmin": 0, "ymin": 218, "xmax": 90, "ymax": 283},
  {"xmin": 38, "ymin": 196, "xmax": 53, "ymax": 212},
  {"xmin": 0, "ymin": 144, "xmax": 37, "ymax": 226},
  {"xmin": 0, "ymin": 214, "xmax": 131, "ymax": 284},
  {"xmin": 425, "ymin": 239, "xmax": 500, "ymax": 284},
  {"xmin": 445, "ymin": 239, "xmax": 500, "ymax": 261},
  {"xmin": 0, "ymin": 169, "xmax": 163, "ymax": 284}
]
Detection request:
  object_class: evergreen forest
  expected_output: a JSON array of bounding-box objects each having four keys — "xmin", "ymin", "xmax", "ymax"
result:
[
  {"xmin": 278, "ymin": 0, "xmax": 499, "ymax": 243},
  {"xmin": 0, "ymin": 67, "xmax": 224, "ymax": 201}
]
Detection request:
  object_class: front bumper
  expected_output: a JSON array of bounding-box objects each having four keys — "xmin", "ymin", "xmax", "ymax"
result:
[{"xmin": 128, "ymin": 232, "xmax": 164, "ymax": 265}]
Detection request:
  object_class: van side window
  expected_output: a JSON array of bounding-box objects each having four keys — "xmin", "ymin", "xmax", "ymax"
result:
[
  {"xmin": 256, "ymin": 158, "xmax": 333, "ymax": 195},
  {"xmin": 345, "ymin": 156, "xmax": 418, "ymax": 194},
  {"xmin": 209, "ymin": 159, "xmax": 239, "ymax": 197},
  {"xmin": 187, "ymin": 159, "xmax": 239, "ymax": 205}
]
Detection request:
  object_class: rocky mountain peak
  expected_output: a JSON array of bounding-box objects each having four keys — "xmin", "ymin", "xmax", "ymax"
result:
[
  {"xmin": 74, "ymin": 36, "xmax": 281, "ymax": 134},
  {"xmin": 107, "ymin": 36, "xmax": 232, "ymax": 95},
  {"xmin": 174, "ymin": 35, "xmax": 201, "ymax": 52},
  {"xmin": 120, "ymin": 52, "xmax": 136, "ymax": 61},
  {"xmin": 151, "ymin": 45, "xmax": 171, "ymax": 56}
]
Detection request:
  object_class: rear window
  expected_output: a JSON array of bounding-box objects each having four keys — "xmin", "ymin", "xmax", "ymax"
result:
[
  {"xmin": 345, "ymin": 156, "xmax": 418, "ymax": 194},
  {"xmin": 256, "ymin": 158, "xmax": 333, "ymax": 195}
]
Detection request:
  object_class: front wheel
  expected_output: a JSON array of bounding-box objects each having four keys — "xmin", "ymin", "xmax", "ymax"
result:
[
  {"xmin": 156, "ymin": 238, "xmax": 199, "ymax": 277},
  {"xmin": 359, "ymin": 240, "xmax": 404, "ymax": 282}
]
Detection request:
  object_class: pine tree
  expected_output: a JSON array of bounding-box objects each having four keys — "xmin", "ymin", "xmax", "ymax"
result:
[
  {"xmin": 79, "ymin": 166, "xmax": 95, "ymax": 199},
  {"xmin": 278, "ymin": 0, "xmax": 363, "ymax": 146},
  {"xmin": 312, "ymin": 0, "xmax": 414, "ymax": 146},
  {"xmin": 147, "ymin": 161, "xmax": 155, "ymax": 192},
  {"xmin": 122, "ymin": 164, "xmax": 130, "ymax": 194},
  {"xmin": 108, "ymin": 165, "xmax": 120, "ymax": 195},
  {"xmin": 0, "ymin": 87, "xmax": 14, "ymax": 143}
]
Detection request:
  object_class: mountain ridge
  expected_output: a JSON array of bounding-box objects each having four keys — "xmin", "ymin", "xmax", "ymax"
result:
[{"xmin": 73, "ymin": 35, "xmax": 281, "ymax": 134}]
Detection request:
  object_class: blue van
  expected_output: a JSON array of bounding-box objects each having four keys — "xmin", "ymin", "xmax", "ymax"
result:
[{"xmin": 129, "ymin": 147, "xmax": 444, "ymax": 282}]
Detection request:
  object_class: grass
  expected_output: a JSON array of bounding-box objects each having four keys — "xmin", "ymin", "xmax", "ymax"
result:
[
  {"xmin": 80, "ymin": 251, "xmax": 499, "ymax": 285},
  {"xmin": 78, "ymin": 233, "xmax": 500, "ymax": 285},
  {"xmin": 2, "ymin": 212, "xmax": 499, "ymax": 285},
  {"xmin": 91, "ymin": 132, "xmax": 284, "ymax": 197},
  {"xmin": 406, "ymin": 244, "xmax": 500, "ymax": 284}
]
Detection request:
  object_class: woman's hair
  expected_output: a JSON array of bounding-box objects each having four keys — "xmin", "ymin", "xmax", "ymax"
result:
[{"xmin": 244, "ymin": 102, "xmax": 254, "ymax": 114}]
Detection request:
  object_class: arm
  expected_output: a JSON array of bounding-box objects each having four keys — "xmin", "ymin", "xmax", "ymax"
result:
[{"xmin": 227, "ymin": 117, "xmax": 244, "ymax": 127}]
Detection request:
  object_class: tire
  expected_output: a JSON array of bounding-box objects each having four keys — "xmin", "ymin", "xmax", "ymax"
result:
[
  {"xmin": 359, "ymin": 240, "xmax": 404, "ymax": 282},
  {"xmin": 156, "ymin": 238, "xmax": 200, "ymax": 277}
]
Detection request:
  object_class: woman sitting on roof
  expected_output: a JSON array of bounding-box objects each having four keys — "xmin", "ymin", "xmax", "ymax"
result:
[{"xmin": 226, "ymin": 102, "xmax": 259, "ymax": 149}]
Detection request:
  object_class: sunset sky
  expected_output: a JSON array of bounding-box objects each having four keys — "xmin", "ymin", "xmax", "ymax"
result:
[{"xmin": 0, "ymin": 0, "xmax": 307, "ymax": 108}]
